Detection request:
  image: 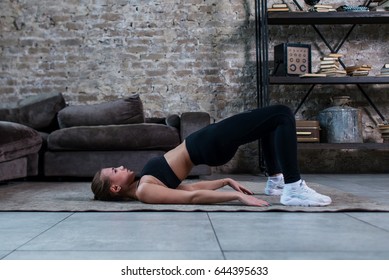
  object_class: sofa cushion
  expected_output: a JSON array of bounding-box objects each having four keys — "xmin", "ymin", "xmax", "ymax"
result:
[
  {"xmin": 47, "ymin": 123, "xmax": 180, "ymax": 151},
  {"xmin": 0, "ymin": 121, "xmax": 43, "ymax": 162},
  {"xmin": 57, "ymin": 94, "xmax": 145, "ymax": 128},
  {"xmin": 146, "ymin": 114, "xmax": 180, "ymax": 129},
  {"xmin": 165, "ymin": 114, "xmax": 181, "ymax": 129},
  {"xmin": 0, "ymin": 93, "xmax": 66, "ymax": 131},
  {"xmin": 0, "ymin": 157, "xmax": 27, "ymax": 181}
]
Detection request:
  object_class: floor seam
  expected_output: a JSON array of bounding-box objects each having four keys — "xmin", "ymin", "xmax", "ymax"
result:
[
  {"xmin": 11, "ymin": 212, "xmax": 75, "ymax": 252},
  {"xmin": 207, "ymin": 212, "xmax": 226, "ymax": 260},
  {"xmin": 345, "ymin": 213, "xmax": 389, "ymax": 233}
]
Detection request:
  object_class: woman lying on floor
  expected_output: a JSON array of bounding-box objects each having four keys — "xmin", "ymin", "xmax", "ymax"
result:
[{"xmin": 91, "ymin": 105, "xmax": 331, "ymax": 207}]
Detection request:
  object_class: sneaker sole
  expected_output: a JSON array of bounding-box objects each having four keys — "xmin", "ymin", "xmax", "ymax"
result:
[
  {"xmin": 280, "ymin": 197, "xmax": 331, "ymax": 207},
  {"xmin": 264, "ymin": 189, "xmax": 283, "ymax": 196}
]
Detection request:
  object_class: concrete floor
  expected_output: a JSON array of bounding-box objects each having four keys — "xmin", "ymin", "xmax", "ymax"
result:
[{"xmin": 1, "ymin": 173, "xmax": 389, "ymax": 260}]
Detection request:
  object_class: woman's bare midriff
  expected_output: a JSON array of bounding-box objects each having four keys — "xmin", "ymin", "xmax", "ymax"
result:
[{"xmin": 163, "ymin": 141, "xmax": 194, "ymax": 181}]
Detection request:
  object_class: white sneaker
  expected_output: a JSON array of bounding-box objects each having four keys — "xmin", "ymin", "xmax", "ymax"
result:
[
  {"xmin": 280, "ymin": 180, "xmax": 332, "ymax": 206},
  {"xmin": 264, "ymin": 176, "xmax": 284, "ymax": 196}
]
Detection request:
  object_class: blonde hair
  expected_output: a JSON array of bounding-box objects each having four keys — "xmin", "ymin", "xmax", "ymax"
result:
[{"xmin": 91, "ymin": 170, "xmax": 113, "ymax": 201}]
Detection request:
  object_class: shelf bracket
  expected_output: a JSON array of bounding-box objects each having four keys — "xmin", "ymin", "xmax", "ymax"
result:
[
  {"xmin": 357, "ymin": 84, "xmax": 388, "ymax": 124},
  {"xmin": 294, "ymin": 84, "xmax": 316, "ymax": 115},
  {"xmin": 310, "ymin": 24, "xmax": 356, "ymax": 69},
  {"xmin": 293, "ymin": 0, "xmax": 355, "ymax": 69}
]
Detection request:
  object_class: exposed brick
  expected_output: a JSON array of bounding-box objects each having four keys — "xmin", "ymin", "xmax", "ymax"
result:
[
  {"xmin": 0, "ymin": 87, "xmax": 15, "ymax": 94},
  {"xmin": 60, "ymin": 39, "xmax": 82, "ymax": 46},
  {"xmin": 0, "ymin": 0, "xmax": 388, "ymax": 173},
  {"xmin": 51, "ymin": 15, "xmax": 71, "ymax": 23},
  {"xmin": 65, "ymin": 22, "xmax": 83, "ymax": 30},
  {"xmin": 101, "ymin": 13, "xmax": 122, "ymax": 22},
  {"xmin": 28, "ymin": 47, "xmax": 50, "ymax": 55}
]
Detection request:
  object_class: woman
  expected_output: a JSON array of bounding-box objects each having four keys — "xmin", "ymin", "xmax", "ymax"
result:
[{"xmin": 91, "ymin": 105, "xmax": 331, "ymax": 207}]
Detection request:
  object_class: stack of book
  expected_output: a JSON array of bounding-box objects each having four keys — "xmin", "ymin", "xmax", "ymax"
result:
[
  {"xmin": 268, "ymin": 3, "xmax": 290, "ymax": 12},
  {"xmin": 345, "ymin": 65, "xmax": 372, "ymax": 76},
  {"xmin": 378, "ymin": 124, "xmax": 389, "ymax": 143},
  {"xmin": 310, "ymin": 4, "xmax": 337, "ymax": 12},
  {"xmin": 316, "ymin": 54, "xmax": 347, "ymax": 76},
  {"xmin": 377, "ymin": 64, "xmax": 389, "ymax": 76}
]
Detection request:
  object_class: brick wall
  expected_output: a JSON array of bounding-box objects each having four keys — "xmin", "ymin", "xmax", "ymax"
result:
[
  {"xmin": 0, "ymin": 0, "xmax": 257, "ymax": 119},
  {"xmin": 1, "ymin": 0, "xmax": 388, "ymax": 173}
]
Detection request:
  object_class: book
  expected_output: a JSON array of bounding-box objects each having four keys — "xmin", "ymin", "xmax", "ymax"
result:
[
  {"xmin": 379, "ymin": 65, "xmax": 389, "ymax": 76},
  {"xmin": 316, "ymin": 54, "xmax": 346, "ymax": 76},
  {"xmin": 321, "ymin": 57, "xmax": 338, "ymax": 61},
  {"xmin": 314, "ymin": 4, "xmax": 334, "ymax": 9},
  {"xmin": 272, "ymin": 3, "xmax": 288, "ymax": 8},
  {"xmin": 350, "ymin": 70, "xmax": 369, "ymax": 76},
  {"xmin": 320, "ymin": 60, "xmax": 340, "ymax": 65},
  {"xmin": 268, "ymin": 8, "xmax": 289, "ymax": 12},
  {"xmin": 321, "ymin": 69, "xmax": 345, "ymax": 74},
  {"xmin": 345, "ymin": 64, "xmax": 372, "ymax": 76},
  {"xmin": 315, "ymin": 8, "xmax": 337, "ymax": 12},
  {"xmin": 320, "ymin": 64, "xmax": 340, "ymax": 70},
  {"xmin": 299, "ymin": 73, "xmax": 327, "ymax": 78},
  {"xmin": 346, "ymin": 65, "xmax": 372, "ymax": 71},
  {"xmin": 310, "ymin": 4, "xmax": 336, "ymax": 12},
  {"xmin": 327, "ymin": 53, "xmax": 343, "ymax": 58},
  {"xmin": 322, "ymin": 70, "xmax": 347, "ymax": 76}
]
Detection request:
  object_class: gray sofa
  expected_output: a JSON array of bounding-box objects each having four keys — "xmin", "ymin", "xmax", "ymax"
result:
[
  {"xmin": 0, "ymin": 121, "xmax": 42, "ymax": 181},
  {"xmin": 0, "ymin": 93, "xmax": 211, "ymax": 180},
  {"xmin": 0, "ymin": 92, "xmax": 64, "ymax": 181}
]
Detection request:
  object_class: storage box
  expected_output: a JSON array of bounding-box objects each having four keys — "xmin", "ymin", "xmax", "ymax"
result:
[
  {"xmin": 274, "ymin": 43, "xmax": 312, "ymax": 76},
  {"xmin": 296, "ymin": 120, "xmax": 320, "ymax": 143}
]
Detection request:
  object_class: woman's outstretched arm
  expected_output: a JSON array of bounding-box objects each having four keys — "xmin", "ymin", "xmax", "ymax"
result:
[
  {"xmin": 177, "ymin": 178, "xmax": 253, "ymax": 194},
  {"xmin": 136, "ymin": 182, "xmax": 269, "ymax": 207}
]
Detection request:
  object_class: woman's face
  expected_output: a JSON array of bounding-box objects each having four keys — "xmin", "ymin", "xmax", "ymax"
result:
[{"xmin": 101, "ymin": 166, "xmax": 136, "ymax": 188}]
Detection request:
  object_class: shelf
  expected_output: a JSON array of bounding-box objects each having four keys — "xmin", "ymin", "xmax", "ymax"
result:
[
  {"xmin": 269, "ymin": 76, "xmax": 389, "ymax": 85},
  {"xmin": 255, "ymin": 1, "xmax": 389, "ymax": 168},
  {"xmin": 268, "ymin": 11, "xmax": 389, "ymax": 25},
  {"xmin": 298, "ymin": 143, "xmax": 389, "ymax": 150}
]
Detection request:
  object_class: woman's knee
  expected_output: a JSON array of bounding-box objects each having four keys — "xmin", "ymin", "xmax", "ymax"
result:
[
  {"xmin": 271, "ymin": 104, "xmax": 293, "ymax": 116},
  {"xmin": 270, "ymin": 105, "xmax": 295, "ymax": 125}
]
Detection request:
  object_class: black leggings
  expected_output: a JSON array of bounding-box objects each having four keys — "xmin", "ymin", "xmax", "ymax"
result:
[{"xmin": 185, "ymin": 105, "xmax": 301, "ymax": 184}]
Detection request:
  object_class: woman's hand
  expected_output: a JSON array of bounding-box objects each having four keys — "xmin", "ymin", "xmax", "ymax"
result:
[
  {"xmin": 237, "ymin": 193, "xmax": 270, "ymax": 207},
  {"xmin": 225, "ymin": 179, "xmax": 269, "ymax": 206},
  {"xmin": 225, "ymin": 178, "xmax": 254, "ymax": 195}
]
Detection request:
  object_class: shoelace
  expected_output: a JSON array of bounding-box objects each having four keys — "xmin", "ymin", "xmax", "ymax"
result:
[{"xmin": 299, "ymin": 180, "xmax": 317, "ymax": 194}]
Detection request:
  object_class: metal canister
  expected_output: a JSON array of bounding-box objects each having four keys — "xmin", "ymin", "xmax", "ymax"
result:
[{"xmin": 318, "ymin": 105, "xmax": 363, "ymax": 143}]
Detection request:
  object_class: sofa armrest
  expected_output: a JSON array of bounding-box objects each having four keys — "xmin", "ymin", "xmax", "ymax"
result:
[{"xmin": 180, "ymin": 112, "xmax": 210, "ymax": 141}]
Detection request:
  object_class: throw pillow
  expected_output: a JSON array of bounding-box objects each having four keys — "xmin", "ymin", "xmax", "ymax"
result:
[
  {"xmin": 0, "ymin": 93, "xmax": 66, "ymax": 131},
  {"xmin": 57, "ymin": 94, "xmax": 145, "ymax": 128}
]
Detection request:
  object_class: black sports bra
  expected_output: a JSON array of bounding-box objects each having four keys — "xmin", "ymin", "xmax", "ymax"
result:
[{"xmin": 139, "ymin": 156, "xmax": 182, "ymax": 189}]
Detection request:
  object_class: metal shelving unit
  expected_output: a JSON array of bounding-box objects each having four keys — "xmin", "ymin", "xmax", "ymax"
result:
[{"xmin": 255, "ymin": 1, "xmax": 389, "ymax": 152}]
